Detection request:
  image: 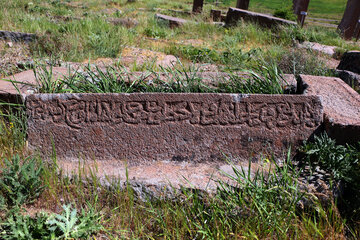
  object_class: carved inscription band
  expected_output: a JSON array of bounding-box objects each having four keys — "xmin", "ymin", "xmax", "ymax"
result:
[{"xmin": 27, "ymin": 95, "xmax": 321, "ymax": 129}]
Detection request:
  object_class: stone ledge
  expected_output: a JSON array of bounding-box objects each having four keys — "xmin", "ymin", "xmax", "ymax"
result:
[
  {"xmin": 225, "ymin": 7, "xmax": 297, "ymax": 28},
  {"xmin": 0, "ymin": 30, "xmax": 36, "ymax": 43},
  {"xmin": 300, "ymin": 75, "xmax": 360, "ymax": 144}
]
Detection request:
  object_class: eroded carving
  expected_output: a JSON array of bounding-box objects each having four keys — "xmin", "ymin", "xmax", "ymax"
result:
[{"xmin": 27, "ymin": 97, "xmax": 321, "ymax": 129}]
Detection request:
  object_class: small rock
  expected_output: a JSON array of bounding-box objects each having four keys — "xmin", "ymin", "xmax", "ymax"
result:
[
  {"xmin": 296, "ymin": 41, "xmax": 337, "ymax": 58},
  {"xmin": 6, "ymin": 41, "xmax": 13, "ymax": 47}
]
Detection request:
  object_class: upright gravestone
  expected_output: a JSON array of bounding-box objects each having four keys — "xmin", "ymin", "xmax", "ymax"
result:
[
  {"xmin": 193, "ymin": 0, "xmax": 204, "ymax": 13},
  {"xmin": 338, "ymin": 0, "xmax": 360, "ymax": 40},
  {"xmin": 236, "ymin": 0, "xmax": 250, "ymax": 10},
  {"xmin": 293, "ymin": 0, "xmax": 310, "ymax": 23}
]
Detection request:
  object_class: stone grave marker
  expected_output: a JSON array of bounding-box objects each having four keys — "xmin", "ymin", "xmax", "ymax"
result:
[
  {"xmin": 236, "ymin": 0, "xmax": 250, "ymax": 10},
  {"xmin": 338, "ymin": 0, "xmax": 360, "ymax": 40},
  {"xmin": 192, "ymin": 0, "xmax": 204, "ymax": 13},
  {"xmin": 27, "ymin": 93, "xmax": 323, "ymax": 162}
]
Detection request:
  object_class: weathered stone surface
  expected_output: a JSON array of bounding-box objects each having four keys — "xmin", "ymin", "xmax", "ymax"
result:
[
  {"xmin": 236, "ymin": 0, "xmax": 250, "ymax": 10},
  {"xmin": 300, "ymin": 75, "xmax": 360, "ymax": 144},
  {"xmin": 27, "ymin": 93, "xmax": 322, "ymax": 162},
  {"xmin": 120, "ymin": 47, "xmax": 177, "ymax": 68},
  {"xmin": 155, "ymin": 14, "xmax": 188, "ymax": 28},
  {"xmin": 296, "ymin": 41, "xmax": 337, "ymax": 58},
  {"xmin": 335, "ymin": 69, "xmax": 360, "ymax": 91},
  {"xmin": 107, "ymin": 18, "xmax": 139, "ymax": 28},
  {"xmin": 0, "ymin": 68, "xmax": 69, "ymax": 103},
  {"xmin": 337, "ymin": 51, "xmax": 360, "ymax": 74},
  {"xmin": 192, "ymin": 0, "xmax": 204, "ymax": 13},
  {"xmin": 338, "ymin": 0, "xmax": 360, "ymax": 40},
  {"xmin": 0, "ymin": 30, "xmax": 36, "ymax": 43},
  {"xmin": 210, "ymin": 9, "xmax": 222, "ymax": 22},
  {"xmin": 58, "ymin": 159, "xmax": 272, "ymax": 199},
  {"xmin": 225, "ymin": 7, "xmax": 297, "ymax": 28}
]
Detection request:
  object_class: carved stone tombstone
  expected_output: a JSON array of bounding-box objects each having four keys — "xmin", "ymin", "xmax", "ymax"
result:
[
  {"xmin": 338, "ymin": 0, "xmax": 360, "ymax": 40},
  {"xmin": 192, "ymin": 0, "xmax": 204, "ymax": 13},
  {"xmin": 293, "ymin": 0, "xmax": 310, "ymax": 23},
  {"xmin": 26, "ymin": 93, "xmax": 323, "ymax": 162},
  {"xmin": 210, "ymin": 9, "xmax": 222, "ymax": 22},
  {"xmin": 236, "ymin": 0, "xmax": 250, "ymax": 10}
]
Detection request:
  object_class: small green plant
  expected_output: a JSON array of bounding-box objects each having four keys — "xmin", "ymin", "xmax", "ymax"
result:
[
  {"xmin": 300, "ymin": 134, "xmax": 360, "ymax": 222},
  {"xmin": 0, "ymin": 155, "xmax": 45, "ymax": 207},
  {"xmin": 274, "ymin": 6, "xmax": 297, "ymax": 21},
  {"xmin": 0, "ymin": 204, "xmax": 103, "ymax": 240},
  {"xmin": 300, "ymin": 134, "xmax": 360, "ymax": 186},
  {"xmin": 47, "ymin": 204, "xmax": 103, "ymax": 239}
]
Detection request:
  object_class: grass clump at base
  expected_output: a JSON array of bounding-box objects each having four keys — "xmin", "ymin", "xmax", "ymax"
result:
[
  {"xmin": 300, "ymin": 134, "xmax": 360, "ymax": 224},
  {"xmin": 0, "ymin": 112, "xmax": 358, "ymax": 238},
  {"xmin": 28, "ymin": 60, "xmax": 287, "ymax": 94}
]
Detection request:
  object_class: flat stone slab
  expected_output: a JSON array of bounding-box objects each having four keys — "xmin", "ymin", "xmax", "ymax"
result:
[
  {"xmin": 296, "ymin": 41, "xmax": 337, "ymax": 58},
  {"xmin": 58, "ymin": 159, "xmax": 272, "ymax": 198},
  {"xmin": 27, "ymin": 93, "xmax": 322, "ymax": 162},
  {"xmin": 337, "ymin": 51, "xmax": 360, "ymax": 74},
  {"xmin": 155, "ymin": 14, "xmax": 188, "ymax": 27},
  {"xmin": 0, "ymin": 30, "xmax": 36, "ymax": 43},
  {"xmin": 0, "ymin": 68, "xmax": 69, "ymax": 96},
  {"xmin": 300, "ymin": 75, "xmax": 360, "ymax": 144},
  {"xmin": 225, "ymin": 7, "xmax": 297, "ymax": 28}
]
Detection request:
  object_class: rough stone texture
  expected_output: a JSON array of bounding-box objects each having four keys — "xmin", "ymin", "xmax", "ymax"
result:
[
  {"xmin": 296, "ymin": 41, "xmax": 337, "ymax": 58},
  {"xmin": 335, "ymin": 70, "xmax": 360, "ymax": 91},
  {"xmin": 0, "ymin": 30, "xmax": 36, "ymax": 43},
  {"xmin": 155, "ymin": 14, "xmax": 188, "ymax": 28},
  {"xmin": 300, "ymin": 75, "xmax": 360, "ymax": 144},
  {"xmin": 210, "ymin": 9, "xmax": 222, "ymax": 22},
  {"xmin": 337, "ymin": 51, "xmax": 360, "ymax": 74},
  {"xmin": 27, "ymin": 93, "xmax": 322, "ymax": 163},
  {"xmin": 225, "ymin": 7, "xmax": 297, "ymax": 28},
  {"xmin": 58, "ymin": 159, "xmax": 273, "ymax": 199},
  {"xmin": 120, "ymin": 47, "xmax": 177, "ymax": 68},
  {"xmin": 192, "ymin": 0, "xmax": 204, "ymax": 13},
  {"xmin": 338, "ymin": 0, "xmax": 360, "ymax": 40},
  {"xmin": 107, "ymin": 18, "xmax": 139, "ymax": 28},
  {"xmin": 0, "ymin": 68, "xmax": 69, "ymax": 103}
]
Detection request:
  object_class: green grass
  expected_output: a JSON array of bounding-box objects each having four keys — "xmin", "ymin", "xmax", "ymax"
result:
[
  {"xmin": 0, "ymin": 97, "xmax": 359, "ymax": 239},
  {"xmin": 231, "ymin": 0, "xmax": 347, "ymax": 20},
  {"xmin": 0, "ymin": 0, "xmax": 358, "ymax": 69}
]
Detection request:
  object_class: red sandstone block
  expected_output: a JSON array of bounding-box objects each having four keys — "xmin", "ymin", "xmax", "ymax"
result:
[
  {"xmin": 26, "ymin": 93, "xmax": 322, "ymax": 163},
  {"xmin": 300, "ymin": 75, "xmax": 360, "ymax": 144}
]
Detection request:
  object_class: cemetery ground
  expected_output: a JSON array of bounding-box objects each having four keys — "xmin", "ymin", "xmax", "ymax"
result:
[{"xmin": 0, "ymin": 0, "xmax": 360, "ymax": 239}]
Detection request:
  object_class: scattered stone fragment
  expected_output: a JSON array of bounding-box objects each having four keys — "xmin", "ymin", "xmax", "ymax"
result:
[
  {"xmin": 107, "ymin": 17, "xmax": 139, "ymax": 28},
  {"xmin": 6, "ymin": 42, "xmax": 13, "ymax": 48},
  {"xmin": 337, "ymin": 51, "xmax": 360, "ymax": 74},
  {"xmin": 225, "ymin": 7, "xmax": 297, "ymax": 28},
  {"xmin": 0, "ymin": 67, "xmax": 70, "ymax": 97},
  {"xmin": 0, "ymin": 30, "xmax": 36, "ymax": 43},
  {"xmin": 120, "ymin": 47, "xmax": 177, "ymax": 68},
  {"xmin": 296, "ymin": 41, "xmax": 337, "ymax": 58},
  {"xmin": 155, "ymin": 13, "xmax": 188, "ymax": 28},
  {"xmin": 300, "ymin": 75, "xmax": 360, "ymax": 144}
]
